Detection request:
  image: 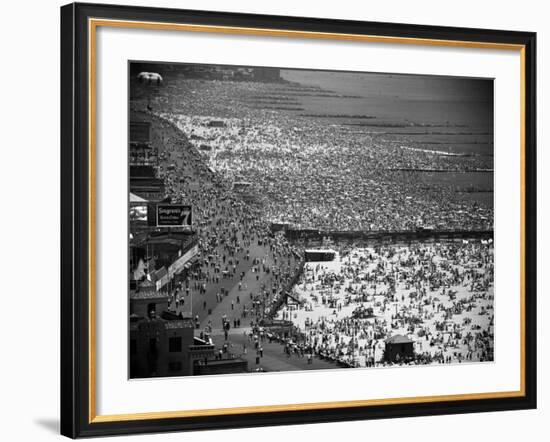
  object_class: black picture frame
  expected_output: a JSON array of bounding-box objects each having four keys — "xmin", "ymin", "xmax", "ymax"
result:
[{"xmin": 61, "ymin": 2, "xmax": 537, "ymax": 438}]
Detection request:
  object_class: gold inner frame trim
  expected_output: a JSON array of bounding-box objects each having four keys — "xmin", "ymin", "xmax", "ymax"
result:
[{"xmin": 88, "ymin": 17, "xmax": 527, "ymax": 424}]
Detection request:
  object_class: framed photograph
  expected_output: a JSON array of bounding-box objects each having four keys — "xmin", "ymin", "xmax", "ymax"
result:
[{"xmin": 60, "ymin": 2, "xmax": 537, "ymax": 438}]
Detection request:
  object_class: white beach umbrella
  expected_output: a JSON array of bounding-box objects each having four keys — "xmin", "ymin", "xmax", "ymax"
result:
[{"xmin": 137, "ymin": 71, "xmax": 163, "ymax": 85}]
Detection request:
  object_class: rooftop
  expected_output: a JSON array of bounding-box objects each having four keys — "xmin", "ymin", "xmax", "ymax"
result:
[
  {"xmin": 165, "ymin": 319, "xmax": 194, "ymax": 329},
  {"xmin": 386, "ymin": 334, "xmax": 414, "ymax": 344},
  {"xmin": 305, "ymin": 249, "xmax": 337, "ymax": 254},
  {"xmin": 130, "ymin": 317, "xmax": 194, "ymax": 331}
]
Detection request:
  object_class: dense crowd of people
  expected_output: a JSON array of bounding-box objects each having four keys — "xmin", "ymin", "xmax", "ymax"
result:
[
  {"xmin": 130, "ymin": 70, "xmax": 495, "ymax": 371},
  {"xmin": 146, "ymin": 74, "xmax": 493, "ymax": 232},
  {"xmin": 277, "ymin": 242, "xmax": 494, "ymax": 367},
  {"xmin": 150, "ymin": 116, "xmax": 302, "ymax": 328}
]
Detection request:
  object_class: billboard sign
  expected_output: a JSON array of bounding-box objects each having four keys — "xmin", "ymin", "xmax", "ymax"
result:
[{"xmin": 156, "ymin": 204, "xmax": 192, "ymax": 227}]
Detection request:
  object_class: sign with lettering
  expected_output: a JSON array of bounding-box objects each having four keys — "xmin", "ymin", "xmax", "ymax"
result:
[{"xmin": 156, "ymin": 205, "xmax": 192, "ymax": 227}]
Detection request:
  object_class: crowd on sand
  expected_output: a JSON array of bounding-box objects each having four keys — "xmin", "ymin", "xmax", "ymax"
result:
[
  {"xmin": 157, "ymin": 108, "xmax": 492, "ymax": 232},
  {"xmin": 129, "ymin": 73, "xmax": 494, "ymax": 369},
  {"xmin": 276, "ymin": 242, "xmax": 494, "ymax": 367}
]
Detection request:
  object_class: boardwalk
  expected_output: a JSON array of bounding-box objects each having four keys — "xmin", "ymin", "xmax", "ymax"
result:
[{"xmin": 209, "ymin": 328, "xmax": 339, "ymax": 372}]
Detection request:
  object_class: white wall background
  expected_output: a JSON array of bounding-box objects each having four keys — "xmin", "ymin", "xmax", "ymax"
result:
[{"xmin": 0, "ymin": 0, "xmax": 546, "ymax": 440}]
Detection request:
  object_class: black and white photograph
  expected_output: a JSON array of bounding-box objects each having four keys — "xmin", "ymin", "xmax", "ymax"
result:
[
  {"xmin": 128, "ymin": 62, "xmax": 495, "ymax": 379},
  {"xmin": 0, "ymin": 0, "xmax": 543, "ymax": 439}
]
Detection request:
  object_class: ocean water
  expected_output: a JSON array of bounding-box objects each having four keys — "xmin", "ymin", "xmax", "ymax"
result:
[{"xmin": 282, "ymin": 69, "xmax": 494, "ymax": 129}]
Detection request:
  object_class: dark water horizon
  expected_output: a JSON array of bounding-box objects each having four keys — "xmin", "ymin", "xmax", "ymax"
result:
[
  {"xmin": 282, "ymin": 69, "xmax": 493, "ymax": 122},
  {"xmin": 281, "ymin": 69, "xmax": 494, "ymax": 158}
]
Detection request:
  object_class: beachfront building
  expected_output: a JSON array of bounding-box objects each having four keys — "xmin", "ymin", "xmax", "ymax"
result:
[
  {"xmin": 193, "ymin": 358, "xmax": 249, "ymax": 376},
  {"xmin": 304, "ymin": 249, "xmax": 336, "ymax": 262},
  {"xmin": 130, "ymin": 165, "xmax": 165, "ymax": 201},
  {"xmin": 384, "ymin": 335, "xmax": 415, "ymax": 363},
  {"xmin": 129, "ymin": 115, "xmax": 164, "ymax": 200},
  {"xmin": 129, "ymin": 231, "xmax": 199, "ymax": 293},
  {"xmin": 129, "ymin": 291, "xmax": 215, "ymax": 378},
  {"xmin": 130, "ymin": 120, "xmax": 157, "ymax": 166}
]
